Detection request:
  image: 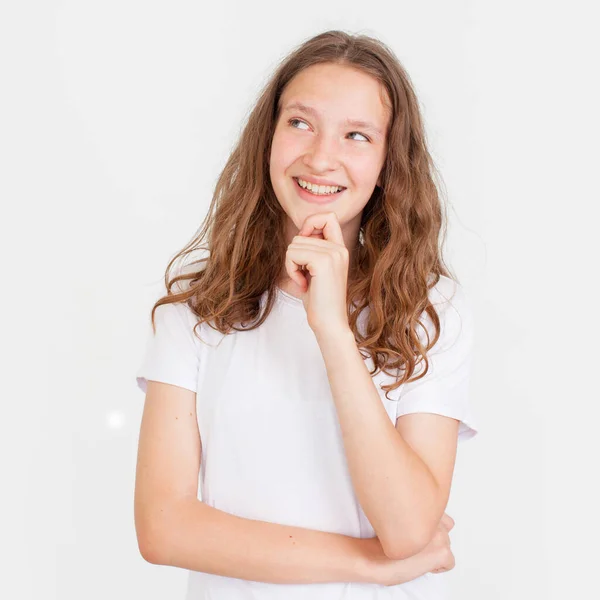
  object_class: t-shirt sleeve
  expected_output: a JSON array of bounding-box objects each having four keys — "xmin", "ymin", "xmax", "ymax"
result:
[
  {"xmin": 395, "ymin": 280, "xmax": 479, "ymax": 443},
  {"xmin": 136, "ymin": 301, "xmax": 201, "ymax": 395}
]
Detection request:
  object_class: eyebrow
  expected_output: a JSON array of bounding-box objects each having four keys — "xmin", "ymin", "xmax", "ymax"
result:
[{"xmin": 282, "ymin": 101, "xmax": 384, "ymax": 140}]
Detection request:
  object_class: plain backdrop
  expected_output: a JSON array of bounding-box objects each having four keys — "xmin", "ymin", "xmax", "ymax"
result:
[{"xmin": 1, "ymin": 1, "xmax": 598, "ymax": 598}]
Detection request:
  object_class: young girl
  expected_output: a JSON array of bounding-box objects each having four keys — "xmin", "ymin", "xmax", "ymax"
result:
[{"xmin": 135, "ymin": 29, "xmax": 478, "ymax": 599}]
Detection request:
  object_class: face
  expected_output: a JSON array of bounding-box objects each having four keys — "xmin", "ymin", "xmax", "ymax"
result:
[{"xmin": 269, "ymin": 63, "xmax": 390, "ymax": 255}]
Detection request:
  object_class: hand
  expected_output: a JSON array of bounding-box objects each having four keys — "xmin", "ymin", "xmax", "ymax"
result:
[
  {"xmin": 421, "ymin": 512, "xmax": 456, "ymax": 575},
  {"xmin": 361, "ymin": 513, "xmax": 456, "ymax": 587},
  {"xmin": 284, "ymin": 212, "xmax": 350, "ymax": 335}
]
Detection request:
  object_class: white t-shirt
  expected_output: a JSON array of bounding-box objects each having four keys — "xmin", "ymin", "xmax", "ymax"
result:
[{"xmin": 136, "ymin": 275, "xmax": 479, "ymax": 599}]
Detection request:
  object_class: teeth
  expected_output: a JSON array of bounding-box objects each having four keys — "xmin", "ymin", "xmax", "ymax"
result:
[{"xmin": 296, "ymin": 178, "xmax": 344, "ymax": 195}]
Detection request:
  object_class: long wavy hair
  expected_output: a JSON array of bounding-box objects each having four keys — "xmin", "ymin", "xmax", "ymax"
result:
[{"xmin": 149, "ymin": 29, "xmax": 459, "ymax": 400}]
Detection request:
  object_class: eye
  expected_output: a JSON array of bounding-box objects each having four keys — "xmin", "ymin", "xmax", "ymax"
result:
[
  {"xmin": 288, "ymin": 118, "xmax": 310, "ymax": 130},
  {"xmin": 348, "ymin": 131, "xmax": 370, "ymax": 142},
  {"xmin": 288, "ymin": 118, "xmax": 370, "ymax": 142}
]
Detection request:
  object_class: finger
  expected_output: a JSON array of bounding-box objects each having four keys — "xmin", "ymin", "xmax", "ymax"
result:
[
  {"xmin": 441, "ymin": 513, "xmax": 455, "ymax": 531},
  {"xmin": 299, "ymin": 212, "xmax": 345, "ymax": 247},
  {"xmin": 284, "ymin": 251, "xmax": 308, "ymax": 291},
  {"xmin": 292, "ymin": 233, "xmax": 349, "ymax": 266},
  {"xmin": 292, "ymin": 235, "xmax": 334, "ymax": 248},
  {"xmin": 299, "ymin": 221, "xmax": 327, "ymax": 239},
  {"xmin": 285, "ymin": 246, "xmax": 321, "ymax": 290}
]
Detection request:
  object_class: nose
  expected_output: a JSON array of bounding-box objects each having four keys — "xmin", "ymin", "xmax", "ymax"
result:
[{"xmin": 302, "ymin": 132, "xmax": 341, "ymax": 173}]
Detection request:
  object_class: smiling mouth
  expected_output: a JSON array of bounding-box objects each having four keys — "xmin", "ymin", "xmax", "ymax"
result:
[{"xmin": 292, "ymin": 177, "xmax": 347, "ymax": 196}]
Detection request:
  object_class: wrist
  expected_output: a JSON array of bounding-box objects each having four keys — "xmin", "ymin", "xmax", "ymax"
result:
[{"xmin": 313, "ymin": 324, "xmax": 354, "ymax": 347}]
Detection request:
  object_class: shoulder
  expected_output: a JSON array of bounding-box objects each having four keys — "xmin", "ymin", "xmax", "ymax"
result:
[
  {"xmin": 421, "ymin": 275, "xmax": 474, "ymax": 352},
  {"xmin": 170, "ymin": 258, "xmax": 207, "ymax": 294},
  {"xmin": 164, "ymin": 258, "xmax": 224, "ymax": 347},
  {"xmin": 163, "ymin": 260, "xmax": 207, "ymax": 321},
  {"xmin": 428, "ymin": 275, "xmax": 466, "ymax": 306},
  {"xmin": 428, "ymin": 276, "xmax": 472, "ymax": 317},
  {"xmin": 152, "ymin": 301, "xmax": 201, "ymax": 346}
]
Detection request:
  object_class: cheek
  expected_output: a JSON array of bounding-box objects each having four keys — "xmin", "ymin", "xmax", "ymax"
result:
[
  {"xmin": 269, "ymin": 135, "xmax": 286, "ymax": 175},
  {"xmin": 270, "ymin": 137, "xmax": 296, "ymax": 190},
  {"xmin": 275, "ymin": 125, "xmax": 307, "ymax": 152},
  {"xmin": 353, "ymin": 155, "xmax": 384, "ymax": 185}
]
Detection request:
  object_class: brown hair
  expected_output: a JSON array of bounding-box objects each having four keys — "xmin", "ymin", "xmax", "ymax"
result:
[{"xmin": 149, "ymin": 29, "xmax": 459, "ymax": 400}]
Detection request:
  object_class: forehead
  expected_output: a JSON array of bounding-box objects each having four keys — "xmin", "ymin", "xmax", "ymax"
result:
[{"xmin": 279, "ymin": 64, "xmax": 390, "ymax": 136}]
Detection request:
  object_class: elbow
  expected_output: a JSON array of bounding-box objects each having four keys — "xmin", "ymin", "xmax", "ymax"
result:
[
  {"xmin": 135, "ymin": 499, "xmax": 182, "ymax": 566},
  {"xmin": 383, "ymin": 539, "xmax": 426, "ymax": 561},
  {"xmin": 139, "ymin": 541, "xmax": 165, "ymax": 565},
  {"xmin": 137, "ymin": 528, "xmax": 167, "ymax": 565},
  {"xmin": 135, "ymin": 497, "xmax": 196, "ymax": 566},
  {"xmin": 381, "ymin": 529, "xmax": 430, "ymax": 561},
  {"xmin": 135, "ymin": 512, "xmax": 172, "ymax": 565}
]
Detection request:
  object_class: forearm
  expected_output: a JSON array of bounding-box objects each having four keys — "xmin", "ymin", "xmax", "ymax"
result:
[
  {"xmin": 151, "ymin": 498, "xmax": 375, "ymax": 585},
  {"xmin": 315, "ymin": 328, "xmax": 440, "ymax": 559}
]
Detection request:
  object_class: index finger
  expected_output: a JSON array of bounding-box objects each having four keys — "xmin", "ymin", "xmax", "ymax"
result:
[{"xmin": 299, "ymin": 212, "xmax": 345, "ymax": 247}]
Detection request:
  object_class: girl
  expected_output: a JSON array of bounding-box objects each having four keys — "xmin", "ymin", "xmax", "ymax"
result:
[{"xmin": 135, "ymin": 29, "xmax": 478, "ymax": 599}]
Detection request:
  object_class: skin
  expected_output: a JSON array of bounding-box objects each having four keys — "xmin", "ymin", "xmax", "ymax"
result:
[
  {"xmin": 269, "ymin": 62, "xmax": 391, "ymax": 297},
  {"xmin": 266, "ymin": 64, "xmax": 460, "ymax": 581}
]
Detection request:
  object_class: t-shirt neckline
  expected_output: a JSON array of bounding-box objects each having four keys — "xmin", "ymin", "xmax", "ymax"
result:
[{"xmin": 275, "ymin": 285, "xmax": 305, "ymax": 308}]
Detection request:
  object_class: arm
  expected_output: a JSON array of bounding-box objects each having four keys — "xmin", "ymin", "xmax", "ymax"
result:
[
  {"xmin": 145, "ymin": 498, "xmax": 427, "ymax": 585},
  {"xmin": 134, "ymin": 381, "xmax": 427, "ymax": 585},
  {"xmin": 314, "ymin": 328, "xmax": 443, "ymax": 560}
]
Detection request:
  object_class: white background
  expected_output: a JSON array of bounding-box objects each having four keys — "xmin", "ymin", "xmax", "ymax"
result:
[{"xmin": 1, "ymin": 1, "xmax": 598, "ymax": 598}]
